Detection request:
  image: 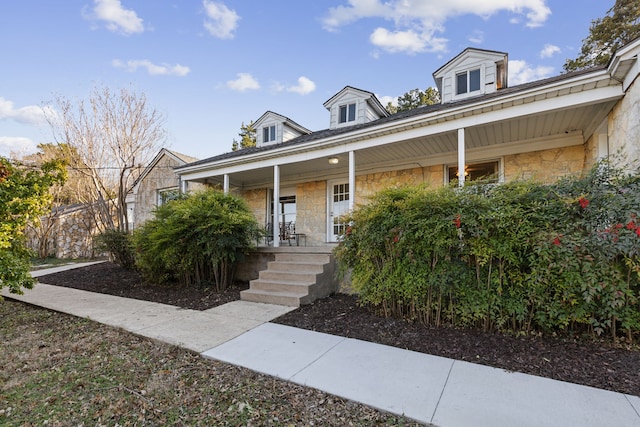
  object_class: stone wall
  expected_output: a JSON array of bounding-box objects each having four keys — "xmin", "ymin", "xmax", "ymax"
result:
[
  {"xmin": 609, "ymin": 77, "xmax": 640, "ymax": 170},
  {"xmin": 297, "ymin": 180, "xmax": 327, "ymax": 246},
  {"xmin": 133, "ymin": 154, "xmax": 183, "ymax": 229},
  {"xmin": 503, "ymin": 145, "xmax": 585, "ymax": 183},
  {"xmin": 26, "ymin": 205, "xmax": 104, "ymax": 259}
]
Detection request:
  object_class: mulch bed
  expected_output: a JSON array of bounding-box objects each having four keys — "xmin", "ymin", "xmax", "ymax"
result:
[{"xmin": 36, "ymin": 261, "xmax": 640, "ymax": 396}]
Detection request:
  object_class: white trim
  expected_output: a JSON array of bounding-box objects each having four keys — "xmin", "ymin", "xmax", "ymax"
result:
[
  {"xmin": 273, "ymin": 165, "xmax": 280, "ymax": 247},
  {"xmin": 348, "ymin": 151, "xmax": 355, "ymax": 211},
  {"xmin": 457, "ymin": 128, "xmax": 465, "ymax": 187},
  {"xmin": 176, "ymin": 82, "xmax": 621, "ymax": 182}
]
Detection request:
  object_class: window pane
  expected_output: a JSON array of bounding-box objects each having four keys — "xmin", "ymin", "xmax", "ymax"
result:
[
  {"xmin": 263, "ymin": 127, "xmax": 269, "ymax": 142},
  {"xmin": 339, "ymin": 105, "xmax": 347, "ymax": 123},
  {"xmin": 470, "ymin": 69, "xmax": 480, "ymax": 92},
  {"xmin": 270, "ymin": 125, "xmax": 276, "ymax": 141},
  {"xmin": 348, "ymin": 103, "xmax": 356, "ymax": 121},
  {"xmin": 456, "ymin": 72, "xmax": 467, "ymax": 94}
]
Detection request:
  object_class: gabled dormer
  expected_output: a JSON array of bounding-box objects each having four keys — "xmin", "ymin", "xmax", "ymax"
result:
[
  {"xmin": 254, "ymin": 111, "xmax": 312, "ymax": 147},
  {"xmin": 323, "ymin": 86, "xmax": 389, "ymax": 130},
  {"xmin": 433, "ymin": 48, "xmax": 508, "ymax": 104}
]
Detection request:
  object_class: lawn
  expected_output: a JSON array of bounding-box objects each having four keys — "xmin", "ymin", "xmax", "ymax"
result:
[{"xmin": 0, "ymin": 300, "xmax": 421, "ymax": 426}]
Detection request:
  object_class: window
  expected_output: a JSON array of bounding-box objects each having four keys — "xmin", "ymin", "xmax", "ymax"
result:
[
  {"xmin": 157, "ymin": 188, "xmax": 180, "ymax": 206},
  {"xmin": 448, "ymin": 161, "xmax": 500, "ymax": 184},
  {"xmin": 456, "ymin": 68, "xmax": 481, "ymax": 95},
  {"xmin": 262, "ymin": 125, "xmax": 276, "ymax": 143},
  {"xmin": 339, "ymin": 103, "xmax": 356, "ymax": 123}
]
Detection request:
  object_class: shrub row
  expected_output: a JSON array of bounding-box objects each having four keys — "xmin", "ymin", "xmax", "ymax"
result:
[
  {"xmin": 98, "ymin": 189, "xmax": 263, "ymax": 291},
  {"xmin": 335, "ymin": 162, "xmax": 640, "ymax": 341}
]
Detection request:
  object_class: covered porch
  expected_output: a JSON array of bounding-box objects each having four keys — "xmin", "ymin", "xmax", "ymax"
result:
[{"xmin": 175, "ymin": 68, "xmax": 621, "ymax": 248}]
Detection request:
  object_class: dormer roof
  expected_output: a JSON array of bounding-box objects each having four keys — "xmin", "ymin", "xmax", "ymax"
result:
[
  {"xmin": 254, "ymin": 111, "xmax": 312, "ymax": 147},
  {"xmin": 433, "ymin": 47, "xmax": 508, "ymax": 104},
  {"xmin": 323, "ymin": 86, "xmax": 389, "ymax": 129}
]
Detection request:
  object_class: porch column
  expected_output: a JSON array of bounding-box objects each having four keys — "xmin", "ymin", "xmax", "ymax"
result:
[
  {"xmin": 223, "ymin": 174, "xmax": 230, "ymax": 194},
  {"xmin": 273, "ymin": 165, "xmax": 280, "ymax": 247},
  {"xmin": 349, "ymin": 150, "xmax": 355, "ymax": 211},
  {"xmin": 457, "ymin": 128, "xmax": 465, "ymax": 187}
]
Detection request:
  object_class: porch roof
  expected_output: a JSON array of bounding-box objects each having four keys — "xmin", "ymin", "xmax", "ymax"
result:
[{"xmin": 175, "ymin": 57, "xmax": 631, "ymax": 190}]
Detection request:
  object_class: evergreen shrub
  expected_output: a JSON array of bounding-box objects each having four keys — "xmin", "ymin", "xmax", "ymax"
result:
[
  {"xmin": 335, "ymin": 161, "xmax": 640, "ymax": 341},
  {"xmin": 133, "ymin": 189, "xmax": 263, "ymax": 291}
]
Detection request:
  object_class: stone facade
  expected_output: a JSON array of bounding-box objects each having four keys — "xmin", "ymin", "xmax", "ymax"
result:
[
  {"xmin": 297, "ymin": 180, "xmax": 327, "ymax": 246},
  {"xmin": 26, "ymin": 204, "xmax": 105, "ymax": 259},
  {"xmin": 503, "ymin": 145, "xmax": 586, "ymax": 183},
  {"xmin": 609, "ymin": 77, "xmax": 640, "ymax": 170},
  {"xmin": 238, "ymin": 146, "xmax": 596, "ymax": 247},
  {"xmin": 130, "ymin": 154, "xmax": 183, "ymax": 229}
]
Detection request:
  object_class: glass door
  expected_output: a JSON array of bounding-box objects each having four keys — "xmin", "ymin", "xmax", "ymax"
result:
[{"xmin": 329, "ymin": 182, "xmax": 349, "ymax": 242}]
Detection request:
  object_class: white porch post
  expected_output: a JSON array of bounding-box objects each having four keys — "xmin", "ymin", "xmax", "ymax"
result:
[
  {"xmin": 457, "ymin": 128, "xmax": 466, "ymax": 187},
  {"xmin": 223, "ymin": 174, "xmax": 230, "ymax": 194},
  {"xmin": 273, "ymin": 165, "xmax": 280, "ymax": 247},
  {"xmin": 348, "ymin": 151, "xmax": 355, "ymax": 211}
]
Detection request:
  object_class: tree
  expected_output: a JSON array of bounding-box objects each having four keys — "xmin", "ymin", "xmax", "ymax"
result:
[
  {"xmin": 46, "ymin": 85, "xmax": 167, "ymax": 233},
  {"xmin": 0, "ymin": 157, "xmax": 66, "ymax": 294},
  {"xmin": 386, "ymin": 87, "xmax": 440, "ymax": 114},
  {"xmin": 564, "ymin": 0, "xmax": 640, "ymax": 72},
  {"xmin": 21, "ymin": 143, "xmax": 93, "ymax": 257},
  {"xmin": 231, "ymin": 121, "xmax": 257, "ymax": 151}
]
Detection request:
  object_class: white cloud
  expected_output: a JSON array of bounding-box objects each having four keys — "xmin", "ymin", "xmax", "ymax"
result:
[
  {"xmin": 112, "ymin": 59, "xmax": 190, "ymax": 76},
  {"xmin": 0, "ymin": 136, "xmax": 38, "ymax": 158},
  {"xmin": 539, "ymin": 43, "xmax": 561, "ymax": 58},
  {"xmin": 377, "ymin": 95, "xmax": 397, "ymax": 107},
  {"xmin": 227, "ymin": 73, "xmax": 260, "ymax": 92},
  {"xmin": 323, "ymin": 0, "xmax": 551, "ymax": 54},
  {"xmin": 508, "ymin": 59, "xmax": 554, "ymax": 85},
  {"xmin": 369, "ymin": 28, "xmax": 446, "ymax": 54},
  {"xmin": 0, "ymin": 97, "xmax": 48, "ymax": 125},
  {"xmin": 203, "ymin": 1, "xmax": 240, "ymax": 39},
  {"xmin": 87, "ymin": 0, "xmax": 145, "ymax": 35},
  {"xmin": 286, "ymin": 77, "xmax": 316, "ymax": 95}
]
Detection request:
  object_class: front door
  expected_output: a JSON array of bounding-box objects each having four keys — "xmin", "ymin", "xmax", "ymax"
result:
[{"xmin": 328, "ymin": 181, "xmax": 350, "ymax": 242}]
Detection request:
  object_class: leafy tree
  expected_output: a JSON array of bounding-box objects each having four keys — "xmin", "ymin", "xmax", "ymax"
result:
[
  {"xmin": 46, "ymin": 85, "xmax": 167, "ymax": 233},
  {"xmin": 0, "ymin": 157, "xmax": 66, "ymax": 294},
  {"xmin": 386, "ymin": 87, "xmax": 440, "ymax": 114},
  {"xmin": 231, "ymin": 121, "xmax": 257, "ymax": 151},
  {"xmin": 564, "ymin": 0, "xmax": 640, "ymax": 72}
]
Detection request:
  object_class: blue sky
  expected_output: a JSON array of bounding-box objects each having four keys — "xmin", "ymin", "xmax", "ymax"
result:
[{"xmin": 1, "ymin": 0, "xmax": 611, "ymax": 160}]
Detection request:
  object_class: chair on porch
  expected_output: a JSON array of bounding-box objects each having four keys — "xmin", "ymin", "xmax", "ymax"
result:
[{"xmin": 263, "ymin": 222, "xmax": 303, "ymax": 246}]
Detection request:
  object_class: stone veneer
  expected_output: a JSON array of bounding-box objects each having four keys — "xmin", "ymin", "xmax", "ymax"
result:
[
  {"xmin": 609, "ymin": 77, "xmax": 640, "ymax": 170},
  {"xmin": 503, "ymin": 145, "xmax": 585, "ymax": 183},
  {"xmin": 26, "ymin": 205, "xmax": 105, "ymax": 259}
]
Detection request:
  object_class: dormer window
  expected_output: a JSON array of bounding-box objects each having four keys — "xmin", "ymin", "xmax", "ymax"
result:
[
  {"xmin": 339, "ymin": 103, "xmax": 356, "ymax": 123},
  {"xmin": 456, "ymin": 68, "xmax": 481, "ymax": 95},
  {"xmin": 263, "ymin": 125, "xmax": 276, "ymax": 143}
]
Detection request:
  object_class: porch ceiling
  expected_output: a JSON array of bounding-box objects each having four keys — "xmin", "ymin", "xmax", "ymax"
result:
[{"xmin": 195, "ymin": 100, "xmax": 616, "ymax": 191}]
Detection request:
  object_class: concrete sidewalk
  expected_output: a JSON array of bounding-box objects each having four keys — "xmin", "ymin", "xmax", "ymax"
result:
[{"xmin": 3, "ymin": 262, "xmax": 640, "ymax": 426}]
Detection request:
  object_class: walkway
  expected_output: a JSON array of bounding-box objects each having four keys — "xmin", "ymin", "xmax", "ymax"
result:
[{"xmin": 3, "ymin": 262, "xmax": 639, "ymax": 426}]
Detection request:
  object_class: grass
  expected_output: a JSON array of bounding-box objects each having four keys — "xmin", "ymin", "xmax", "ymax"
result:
[{"xmin": 0, "ymin": 300, "xmax": 422, "ymax": 426}]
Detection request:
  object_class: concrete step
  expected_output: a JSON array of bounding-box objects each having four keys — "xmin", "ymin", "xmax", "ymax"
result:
[
  {"xmin": 275, "ymin": 253, "xmax": 331, "ymax": 264},
  {"xmin": 240, "ymin": 288, "xmax": 310, "ymax": 307},
  {"xmin": 258, "ymin": 269, "xmax": 318, "ymax": 283},
  {"xmin": 267, "ymin": 260, "xmax": 325, "ymax": 273},
  {"xmin": 241, "ymin": 250, "xmax": 338, "ymax": 307},
  {"xmin": 250, "ymin": 279, "xmax": 315, "ymax": 294}
]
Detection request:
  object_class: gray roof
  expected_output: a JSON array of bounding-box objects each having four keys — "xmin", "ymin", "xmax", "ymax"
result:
[{"xmin": 179, "ymin": 65, "xmax": 605, "ymax": 170}]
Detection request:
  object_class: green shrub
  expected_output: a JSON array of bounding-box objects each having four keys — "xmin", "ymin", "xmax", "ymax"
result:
[
  {"xmin": 335, "ymin": 161, "xmax": 640, "ymax": 342},
  {"xmin": 94, "ymin": 229, "xmax": 136, "ymax": 270},
  {"xmin": 133, "ymin": 189, "xmax": 263, "ymax": 291}
]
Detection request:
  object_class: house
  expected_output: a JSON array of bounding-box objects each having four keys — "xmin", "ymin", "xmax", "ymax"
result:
[
  {"xmin": 176, "ymin": 39, "xmax": 640, "ymax": 250},
  {"xmin": 125, "ymin": 148, "xmax": 201, "ymax": 230}
]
